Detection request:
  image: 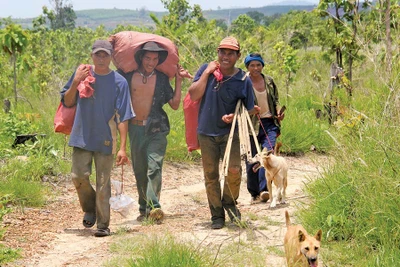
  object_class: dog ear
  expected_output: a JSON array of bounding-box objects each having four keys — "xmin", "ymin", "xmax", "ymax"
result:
[
  {"xmin": 298, "ymin": 230, "xmax": 306, "ymax": 242},
  {"xmin": 262, "ymin": 147, "xmax": 268, "ymax": 153},
  {"xmin": 266, "ymin": 150, "xmax": 273, "ymax": 156},
  {"xmin": 315, "ymin": 229, "xmax": 322, "ymax": 241}
]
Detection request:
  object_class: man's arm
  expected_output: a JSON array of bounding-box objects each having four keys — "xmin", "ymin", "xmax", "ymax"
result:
[
  {"xmin": 168, "ymin": 72, "xmax": 183, "ymax": 110},
  {"xmin": 188, "ymin": 61, "xmax": 219, "ymax": 101},
  {"xmin": 115, "ymin": 120, "xmax": 129, "ymax": 166}
]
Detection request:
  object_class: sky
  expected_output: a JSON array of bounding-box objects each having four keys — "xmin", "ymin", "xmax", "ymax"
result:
[{"xmin": 1, "ymin": 0, "xmax": 319, "ymax": 19}]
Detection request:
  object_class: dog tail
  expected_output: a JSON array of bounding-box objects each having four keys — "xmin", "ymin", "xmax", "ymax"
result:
[
  {"xmin": 285, "ymin": 210, "xmax": 291, "ymax": 227},
  {"xmin": 274, "ymin": 142, "xmax": 282, "ymax": 156}
]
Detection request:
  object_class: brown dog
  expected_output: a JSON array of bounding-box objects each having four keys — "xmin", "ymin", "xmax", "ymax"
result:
[
  {"xmin": 247, "ymin": 142, "xmax": 288, "ymax": 208},
  {"xmin": 261, "ymin": 143, "xmax": 288, "ymax": 208},
  {"xmin": 284, "ymin": 210, "xmax": 322, "ymax": 267}
]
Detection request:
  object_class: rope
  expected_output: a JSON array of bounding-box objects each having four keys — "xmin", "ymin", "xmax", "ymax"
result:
[
  {"xmin": 120, "ymin": 164, "xmax": 124, "ymax": 194},
  {"xmin": 257, "ymin": 114, "xmax": 273, "ymax": 151}
]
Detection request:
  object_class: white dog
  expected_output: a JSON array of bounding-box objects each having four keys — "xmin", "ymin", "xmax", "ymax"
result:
[{"xmin": 249, "ymin": 142, "xmax": 288, "ymax": 208}]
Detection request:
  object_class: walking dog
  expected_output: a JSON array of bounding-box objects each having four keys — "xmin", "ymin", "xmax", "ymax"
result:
[
  {"xmin": 249, "ymin": 142, "xmax": 288, "ymax": 208},
  {"xmin": 284, "ymin": 210, "xmax": 322, "ymax": 267}
]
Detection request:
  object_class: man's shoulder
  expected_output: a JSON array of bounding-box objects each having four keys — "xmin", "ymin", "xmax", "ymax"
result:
[
  {"xmin": 155, "ymin": 69, "xmax": 169, "ymax": 79},
  {"xmin": 112, "ymin": 71, "xmax": 130, "ymax": 89},
  {"xmin": 262, "ymin": 74, "xmax": 275, "ymax": 87}
]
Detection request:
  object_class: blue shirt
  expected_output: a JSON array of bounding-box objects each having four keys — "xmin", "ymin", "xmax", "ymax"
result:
[
  {"xmin": 193, "ymin": 64, "xmax": 255, "ymax": 136},
  {"xmin": 61, "ymin": 69, "xmax": 134, "ymax": 155}
]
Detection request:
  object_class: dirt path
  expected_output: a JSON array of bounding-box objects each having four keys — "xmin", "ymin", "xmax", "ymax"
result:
[{"xmin": 1, "ymin": 154, "xmax": 325, "ymax": 267}]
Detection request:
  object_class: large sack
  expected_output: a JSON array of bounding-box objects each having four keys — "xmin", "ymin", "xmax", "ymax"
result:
[
  {"xmin": 183, "ymin": 92, "xmax": 200, "ymax": 152},
  {"xmin": 109, "ymin": 31, "xmax": 179, "ymax": 78}
]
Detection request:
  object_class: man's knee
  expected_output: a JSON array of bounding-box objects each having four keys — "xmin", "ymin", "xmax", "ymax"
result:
[
  {"xmin": 228, "ymin": 166, "xmax": 241, "ymax": 174},
  {"xmin": 71, "ymin": 172, "xmax": 90, "ymax": 188}
]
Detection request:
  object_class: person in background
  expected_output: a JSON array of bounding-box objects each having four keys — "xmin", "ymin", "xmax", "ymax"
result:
[
  {"xmin": 119, "ymin": 41, "xmax": 190, "ymax": 223},
  {"xmin": 61, "ymin": 39, "xmax": 134, "ymax": 237},
  {"xmin": 188, "ymin": 36, "xmax": 259, "ymax": 229},
  {"xmin": 244, "ymin": 53, "xmax": 285, "ymax": 204}
]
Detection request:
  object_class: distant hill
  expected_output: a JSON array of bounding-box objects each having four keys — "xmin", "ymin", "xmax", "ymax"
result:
[{"xmin": 12, "ymin": 5, "xmax": 316, "ymax": 30}]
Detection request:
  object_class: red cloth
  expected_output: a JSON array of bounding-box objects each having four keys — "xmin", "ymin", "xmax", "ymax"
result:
[
  {"xmin": 109, "ymin": 31, "xmax": 179, "ymax": 79},
  {"xmin": 77, "ymin": 64, "xmax": 95, "ymax": 98},
  {"xmin": 213, "ymin": 68, "xmax": 223, "ymax": 82},
  {"xmin": 183, "ymin": 93, "xmax": 200, "ymax": 152}
]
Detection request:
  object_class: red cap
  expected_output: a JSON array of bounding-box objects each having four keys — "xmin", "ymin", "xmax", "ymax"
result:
[{"xmin": 217, "ymin": 36, "xmax": 240, "ymax": 51}]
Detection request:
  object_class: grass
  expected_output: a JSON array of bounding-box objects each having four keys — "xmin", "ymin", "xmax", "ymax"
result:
[
  {"xmin": 106, "ymin": 234, "xmax": 214, "ymax": 267},
  {"xmin": 298, "ymin": 99, "xmax": 400, "ymax": 265},
  {"xmin": 0, "ymin": 245, "xmax": 21, "ymax": 265}
]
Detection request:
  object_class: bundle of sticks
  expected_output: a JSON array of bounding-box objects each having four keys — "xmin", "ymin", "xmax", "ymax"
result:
[{"xmin": 221, "ymin": 100, "xmax": 261, "ymax": 176}]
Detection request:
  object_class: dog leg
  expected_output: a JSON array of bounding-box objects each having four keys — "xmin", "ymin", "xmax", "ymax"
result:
[
  {"xmin": 281, "ymin": 176, "xmax": 287, "ymax": 204},
  {"xmin": 268, "ymin": 175, "xmax": 276, "ymax": 208}
]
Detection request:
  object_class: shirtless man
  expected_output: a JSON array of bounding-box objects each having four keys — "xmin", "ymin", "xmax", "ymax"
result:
[{"xmin": 119, "ymin": 41, "xmax": 189, "ymax": 223}]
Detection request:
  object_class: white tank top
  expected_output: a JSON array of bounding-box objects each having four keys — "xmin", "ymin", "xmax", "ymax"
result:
[{"xmin": 254, "ymin": 89, "xmax": 272, "ymax": 118}]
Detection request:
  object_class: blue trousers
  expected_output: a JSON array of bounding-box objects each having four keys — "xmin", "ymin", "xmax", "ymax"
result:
[
  {"xmin": 128, "ymin": 124, "xmax": 167, "ymax": 215},
  {"xmin": 246, "ymin": 118, "xmax": 279, "ymax": 198}
]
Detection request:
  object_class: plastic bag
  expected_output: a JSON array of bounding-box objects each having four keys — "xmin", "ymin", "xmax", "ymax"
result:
[{"xmin": 109, "ymin": 179, "xmax": 135, "ymax": 218}]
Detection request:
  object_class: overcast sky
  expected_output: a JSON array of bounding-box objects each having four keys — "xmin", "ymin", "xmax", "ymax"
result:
[{"xmin": 1, "ymin": 0, "xmax": 318, "ymax": 18}]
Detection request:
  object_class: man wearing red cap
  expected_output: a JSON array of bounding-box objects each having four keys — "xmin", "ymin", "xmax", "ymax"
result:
[{"xmin": 188, "ymin": 36, "xmax": 259, "ymax": 229}]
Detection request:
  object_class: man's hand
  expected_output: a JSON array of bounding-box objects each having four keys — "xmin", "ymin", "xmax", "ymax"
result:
[
  {"xmin": 205, "ymin": 60, "xmax": 220, "ymax": 75},
  {"xmin": 222, "ymin": 113, "xmax": 234, "ymax": 124},
  {"xmin": 73, "ymin": 64, "xmax": 90, "ymax": 84},
  {"xmin": 116, "ymin": 150, "xmax": 129, "ymax": 166},
  {"xmin": 177, "ymin": 65, "xmax": 193, "ymax": 79},
  {"xmin": 277, "ymin": 106, "xmax": 286, "ymax": 121},
  {"xmin": 248, "ymin": 105, "xmax": 260, "ymax": 115}
]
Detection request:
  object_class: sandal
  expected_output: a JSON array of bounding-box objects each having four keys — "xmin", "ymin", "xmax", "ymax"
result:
[
  {"xmin": 94, "ymin": 228, "xmax": 110, "ymax": 237},
  {"xmin": 82, "ymin": 212, "xmax": 96, "ymax": 228}
]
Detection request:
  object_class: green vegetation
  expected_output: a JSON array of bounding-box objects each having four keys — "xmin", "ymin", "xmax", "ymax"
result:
[
  {"xmin": 106, "ymin": 234, "xmax": 214, "ymax": 267},
  {"xmin": 106, "ymin": 233, "xmax": 271, "ymax": 267},
  {"xmin": 0, "ymin": 0, "xmax": 399, "ymax": 265}
]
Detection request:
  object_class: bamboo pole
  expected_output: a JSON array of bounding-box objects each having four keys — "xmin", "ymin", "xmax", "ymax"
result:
[
  {"xmin": 244, "ymin": 107, "xmax": 261, "ymax": 155},
  {"xmin": 222, "ymin": 101, "xmax": 241, "ymax": 177}
]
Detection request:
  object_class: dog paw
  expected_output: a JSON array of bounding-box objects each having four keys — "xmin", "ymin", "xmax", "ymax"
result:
[{"xmin": 270, "ymin": 202, "xmax": 277, "ymax": 208}]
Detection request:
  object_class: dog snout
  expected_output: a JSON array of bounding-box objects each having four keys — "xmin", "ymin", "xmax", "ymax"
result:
[{"xmin": 307, "ymin": 256, "xmax": 318, "ymax": 267}]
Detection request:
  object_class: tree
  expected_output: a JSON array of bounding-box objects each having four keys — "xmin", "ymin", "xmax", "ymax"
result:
[
  {"xmin": 160, "ymin": 0, "xmax": 192, "ymax": 30},
  {"xmin": 316, "ymin": 0, "xmax": 368, "ymax": 82},
  {"xmin": 246, "ymin": 11, "xmax": 265, "ymax": 25},
  {"xmin": 230, "ymin": 15, "xmax": 256, "ymax": 39},
  {"xmin": 48, "ymin": 0, "xmax": 77, "ymax": 30},
  {"xmin": 273, "ymin": 41, "xmax": 299, "ymax": 102},
  {"xmin": 0, "ymin": 23, "xmax": 29, "ymax": 106}
]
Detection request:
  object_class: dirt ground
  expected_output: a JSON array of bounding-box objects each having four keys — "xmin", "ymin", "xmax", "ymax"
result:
[{"xmin": 1, "ymin": 154, "xmax": 326, "ymax": 267}]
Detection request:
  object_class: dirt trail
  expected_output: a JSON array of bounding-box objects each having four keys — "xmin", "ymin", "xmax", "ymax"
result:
[{"xmin": 1, "ymin": 154, "xmax": 325, "ymax": 267}]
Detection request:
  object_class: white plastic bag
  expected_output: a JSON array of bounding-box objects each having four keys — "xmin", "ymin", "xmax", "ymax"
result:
[{"xmin": 109, "ymin": 179, "xmax": 135, "ymax": 217}]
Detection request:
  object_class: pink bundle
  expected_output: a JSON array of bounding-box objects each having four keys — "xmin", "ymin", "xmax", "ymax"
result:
[
  {"xmin": 77, "ymin": 64, "xmax": 96, "ymax": 98},
  {"xmin": 213, "ymin": 68, "xmax": 223, "ymax": 82}
]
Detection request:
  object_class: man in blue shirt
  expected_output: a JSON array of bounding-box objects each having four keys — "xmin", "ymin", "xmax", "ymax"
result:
[
  {"xmin": 61, "ymin": 40, "xmax": 134, "ymax": 237},
  {"xmin": 188, "ymin": 36, "xmax": 259, "ymax": 229}
]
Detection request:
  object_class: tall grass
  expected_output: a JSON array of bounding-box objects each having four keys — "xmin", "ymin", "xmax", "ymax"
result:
[{"xmin": 298, "ymin": 71, "xmax": 400, "ymax": 265}]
